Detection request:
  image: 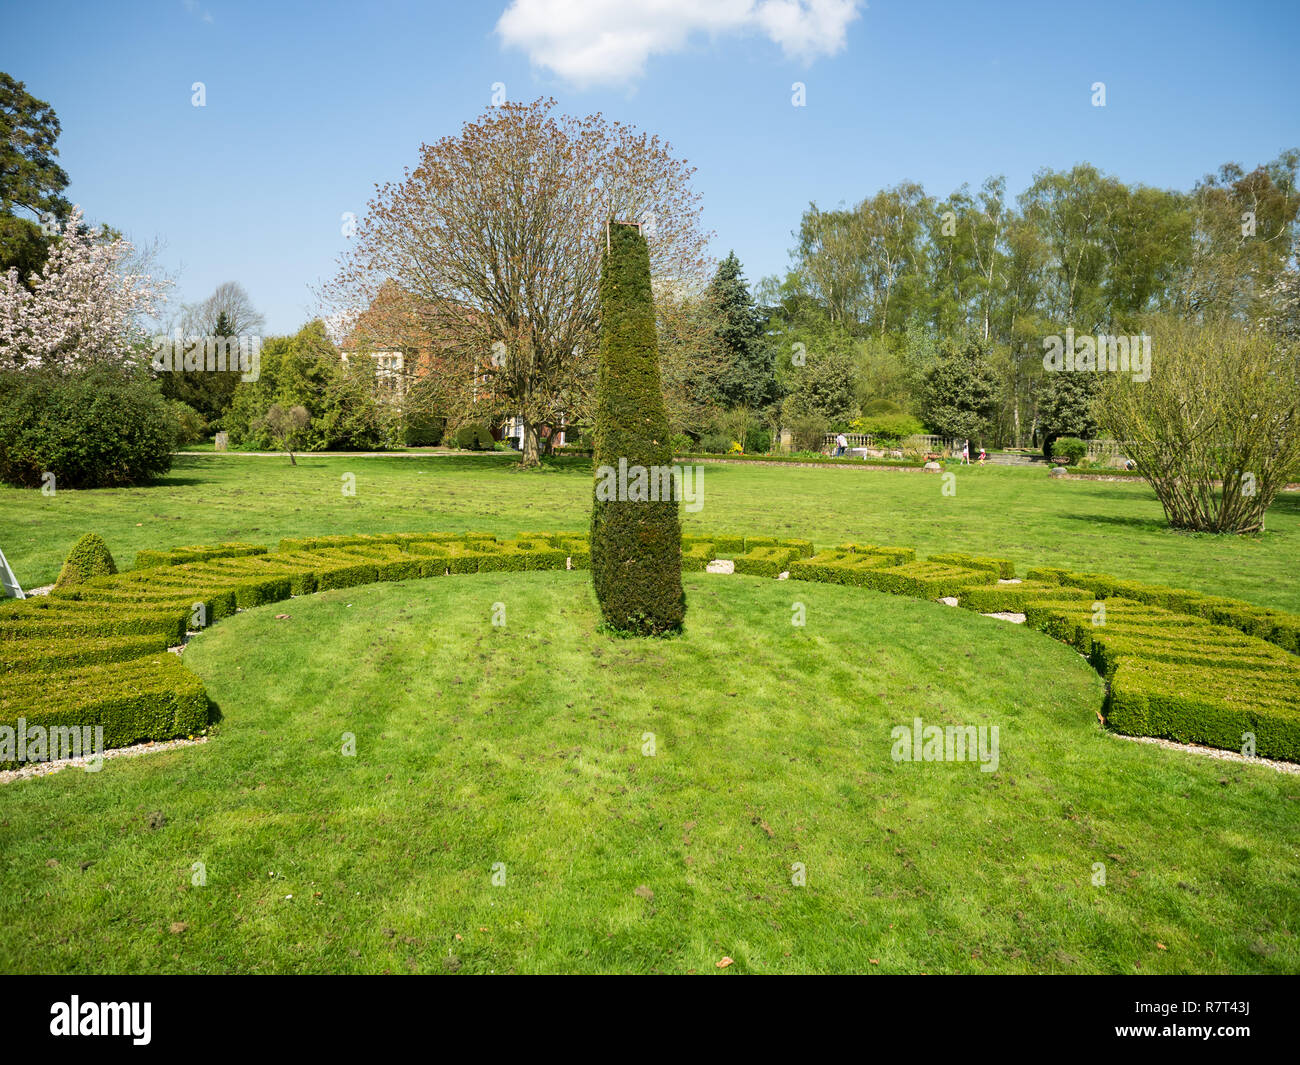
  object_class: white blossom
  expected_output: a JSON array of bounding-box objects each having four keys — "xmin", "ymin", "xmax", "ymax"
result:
[{"xmin": 0, "ymin": 207, "xmax": 172, "ymax": 371}]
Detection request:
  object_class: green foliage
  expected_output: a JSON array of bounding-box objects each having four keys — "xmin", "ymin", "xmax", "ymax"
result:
[
  {"xmin": 224, "ymin": 321, "xmax": 399, "ymax": 452},
  {"xmin": 1096, "ymin": 316, "xmax": 1300, "ymax": 533},
  {"xmin": 1051, "ymin": 436, "xmax": 1088, "ymax": 465},
  {"xmin": 170, "ymin": 400, "xmax": 207, "ymax": 446},
  {"xmin": 1037, "ymin": 371, "xmax": 1099, "ymax": 459},
  {"xmin": 787, "ymin": 412, "xmax": 829, "ymax": 452},
  {"xmin": 850, "ymin": 411, "xmax": 925, "ymax": 443},
  {"xmin": 0, "ymin": 632, "xmax": 169, "ymax": 676},
  {"xmin": 54, "ymin": 533, "xmax": 118, "ymax": 588},
  {"xmin": 769, "ymin": 152, "xmax": 1300, "ymax": 449},
  {"xmin": 590, "ymin": 223, "xmax": 684, "ymax": 636},
  {"xmin": 0, "ymin": 72, "xmax": 71, "ymax": 279},
  {"xmin": 707, "ymin": 251, "xmax": 776, "ymax": 409},
  {"xmin": 258, "ymin": 403, "xmax": 310, "ymax": 462},
  {"xmin": 784, "ymin": 345, "xmax": 857, "ymax": 424},
  {"xmin": 0, "ymin": 366, "xmax": 176, "ymax": 488},
  {"xmin": 156, "ymin": 310, "xmax": 244, "ymax": 423},
  {"xmin": 919, "ymin": 333, "xmax": 1001, "ymax": 440},
  {"xmin": 134, "ymin": 542, "xmax": 267, "ymax": 569},
  {"xmin": 5, "ymin": 526, "xmax": 1299, "ymax": 781},
  {"xmin": 1018, "ymin": 595, "xmax": 1300, "ymax": 761}
]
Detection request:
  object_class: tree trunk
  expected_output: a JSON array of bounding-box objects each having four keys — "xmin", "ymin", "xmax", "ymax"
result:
[{"xmin": 520, "ymin": 422, "xmax": 540, "ymax": 467}]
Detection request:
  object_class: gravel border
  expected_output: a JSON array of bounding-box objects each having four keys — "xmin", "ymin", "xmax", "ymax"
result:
[
  {"xmin": 1109, "ymin": 733, "xmax": 1299, "ymax": 774},
  {"xmin": 0, "ymin": 735, "xmax": 209, "ymax": 785}
]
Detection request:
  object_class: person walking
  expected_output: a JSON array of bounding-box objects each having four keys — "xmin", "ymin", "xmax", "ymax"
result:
[
  {"xmin": 834, "ymin": 432, "xmax": 848, "ymax": 457},
  {"xmin": 961, "ymin": 439, "xmax": 970, "ymax": 465}
]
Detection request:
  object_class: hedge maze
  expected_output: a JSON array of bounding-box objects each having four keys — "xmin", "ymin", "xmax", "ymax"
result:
[{"xmin": 3, "ymin": 531, "xmax": 1297, "ymax": 764}]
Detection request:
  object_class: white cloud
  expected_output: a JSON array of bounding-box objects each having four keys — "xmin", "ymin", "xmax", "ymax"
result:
[
  {"xmin": 495, "ymin": 0, "xmax": 862, "ymax": 87},
  {"xmin": 182, "ymin": 0, "xmax": 214, "ymax": 23}
]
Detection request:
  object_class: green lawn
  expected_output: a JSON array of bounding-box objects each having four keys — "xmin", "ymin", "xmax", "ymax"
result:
[
  {"xmin": 3, "ymin": 455, "xmax": 1298, "ymax": 975},
  {"xmin": 4, "ymin": 453, "xmax": 1299, "ymax": 611},
  {"xmin": 2, "ymin": 572, "xmax": 1297, "ymax": 974}
]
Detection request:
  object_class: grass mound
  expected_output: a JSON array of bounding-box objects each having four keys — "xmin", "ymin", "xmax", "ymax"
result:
[
  {"xmin": 4, "ymin": 574, "xmax": 1298, "ymax": 974},
  {"xmin": 3, "ymin": 530, "xmax": 1297, "ymax": 761}
]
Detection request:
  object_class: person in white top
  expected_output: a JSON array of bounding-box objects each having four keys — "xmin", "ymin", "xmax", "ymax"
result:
[
  {"xmin": 961, "ymin": 439, "xmax": 970, "ymax": 464},
  {"xmin": 834, "ymin": 433, "xmax": 848, "ymax": 457}
]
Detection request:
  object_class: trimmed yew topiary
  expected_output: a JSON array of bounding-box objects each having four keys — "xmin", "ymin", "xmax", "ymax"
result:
[
  {"xmin": 54, "ymin": 533, "xmax": 118, "ymax": 589},
  {"xmin": 589, "ymin": 222, "xmax": 684, "ymax": 635}
]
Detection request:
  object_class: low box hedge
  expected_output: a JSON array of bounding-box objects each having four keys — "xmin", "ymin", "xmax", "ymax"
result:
[
  {"xmin": 474, "ymin": 542, "xmax": 568, "ymax": 573},
  {"xmin": 691, "ymin": 533, "xmax": 744, "ymax": 558},
  {"xmin": 0, "ymin": 655, "xmax": 209, "ymax": 762},
  {"xmin": 854, "ymin": 560, "xmax": 997, "ymax": 599},
  {"xmin": 0, "ymin": 632, "xmax": 171, "ymax": 675},
  {"xmin": 133, "ymin": 542, "xmax": 267, "ymax": 570},
  {"xmin": 773, "ymin": 538, "xmax": 814, "ymax": 559},
  {"xmin": 1088, "ymin": 631, "xmax": 1297, "ymax": 682},
  {"xmin": 837, "ymin": 543, "xmax": 917, "ymax": 564},
  {"xmin": 957, "ymin": 581, "xmax": 1094, "ymax": 613},
  {"xmin": 1107, "ymin": 658, "xmax": 1300, "ymax": 762},
  {"xmin": 927, "ymin": 552, "xmax": 1016, "ymax": 579},
  {"xmin": 789, "ymin": 550, "xmax": 897, "ymax": 585},
  {"xmin": 1023, "ymin": 568, "xmax": 1300, "ymax": 656},
  {"xmin": 0, "ymin": 599, "xmax": 187, "ymax": 643},
  {"xmin": 680, "ymin": 540, "xmax": 715, "ymax": 572},
  {"xmin": 733, "ymin": 546, "xmax": 798, "ymax": 579}
]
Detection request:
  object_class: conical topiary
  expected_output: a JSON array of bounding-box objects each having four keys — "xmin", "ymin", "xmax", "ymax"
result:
[
  {"xmin": 54, "ymin": 533, "xmax": 118, "ymax": 588},
  {"xmin": 589, "ymin": 221, "xmax": 685, "ymax": 635}
]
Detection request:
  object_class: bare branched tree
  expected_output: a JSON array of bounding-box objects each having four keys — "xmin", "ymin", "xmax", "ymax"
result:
[
  {"xmin": 325, "ymin": 98, "xmax": 710, "ymax": 467},
  {"xmin": 1096, "ymin": 316, "xmax": 1300, "ymax": 533},
  {"xmin": 182, "ymin": 281, "xmax": 266, "ymax": 338}
]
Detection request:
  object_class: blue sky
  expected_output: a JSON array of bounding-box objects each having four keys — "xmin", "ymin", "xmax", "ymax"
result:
[{"xmin": 3, "ymin": 0, "xmax": 1298, "ymax": 334}]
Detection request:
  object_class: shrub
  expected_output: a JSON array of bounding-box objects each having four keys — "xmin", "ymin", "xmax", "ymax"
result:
[
  {"xmin": 789, "ymin": 549, "xmax": 899, "ymax": 585},
  {"xmin": 258, "ymin": 403, "xmax": 310, "ymax": 464},
  {"xmin": 0, "ymin": 597, "xmax": 188, "ymax": 643},
  {"xmin": 850, "ymin": 412, "xmax": 925, "ymax": 444},
  {"xmin": 589, "ymin": 222, "xmax": 684, "ymax": 636},
  {"xmin": 170, "ymin": 400, "xmax": 208, "ymax": 446},
  {"xmin": 699, "ymin": 432, "xmax": 730, "ymax": 454},
  {"xmin": 956, "ymin": 581, "xmax": 1094, "ymax": 613},
  {"xmin": 403, "ymin": 408, "xmax": 445, "ymax": 446},
  {"xmin": 224, "ymin": 321, "xmax": 400, "ymax": 453},
  {"xmin": 668, "ymin": 432, "xmax": 693, "ymax": 455},
  {"xmin": 1095, "ymin": 316, "xmax": 1300, "ymax": 533},
  {"xmin": 0, "ymin": 367, "xmax": 176, "ymax": 488},
  {"xmin": 451, "ymin": 422, "xmax": 495, "ymax": 450},
  {"xmin": 1106, "ymin": 658, "xmax": 1300, "ymax": 761},
  {"xmin": 55, "ymin": 533, "xmax": 118, "ymax": 588},
  {"xmin": 787, "ymin": 413, "xmax": 829, "ymax": 453},
  {"xmin": 743, "ymin": 427, "xmax": 771, "ymax": 454},
  {"xmin": 1051, "ymin": 436, "xmax": 1088, "ymax": 465}
]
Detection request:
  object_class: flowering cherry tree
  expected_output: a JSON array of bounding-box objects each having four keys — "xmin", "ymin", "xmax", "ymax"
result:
[{"xmin": 0, "ymin": 207, "xmax": 171, "ymax": 371}]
